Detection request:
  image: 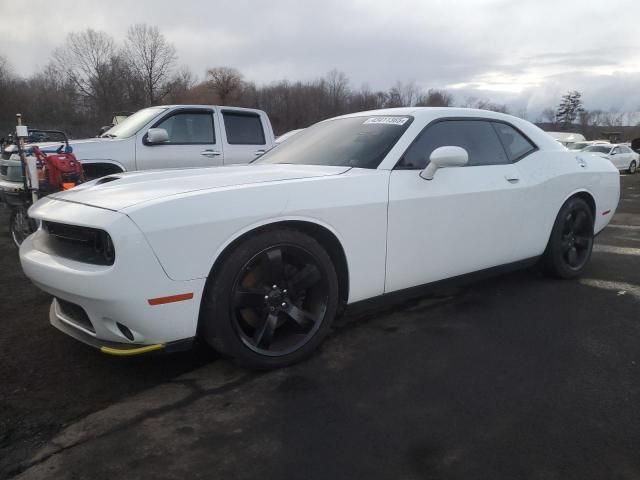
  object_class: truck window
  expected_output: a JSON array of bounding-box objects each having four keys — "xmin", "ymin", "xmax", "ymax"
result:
[
  {"xmin": 156, "ymin": 112, "xmax": 215, "ymax": 144},
  {"xmin": 222, "ymin": 112, "xmax": 266, "ymax": 145}
]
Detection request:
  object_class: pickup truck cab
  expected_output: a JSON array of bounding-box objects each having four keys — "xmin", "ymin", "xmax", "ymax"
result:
[
  {"xmin": 81, "ymin": 105, "xmax": 275, "ymax": 178},
  {"xmin": 1, "ymin": 105, "xmax": 275, "ymax": 182}
]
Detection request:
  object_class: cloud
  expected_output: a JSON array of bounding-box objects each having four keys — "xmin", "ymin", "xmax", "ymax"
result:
[{"xmin": 1, "ymin": 0, "xmax": 639, "ymax": 119}]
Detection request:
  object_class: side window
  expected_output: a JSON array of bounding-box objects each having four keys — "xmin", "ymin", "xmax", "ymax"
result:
[
  {"xmin": 397, "ymin": 120, "xmax": 508, "ymax": 169},
  {"xmin": 491, "ymin": 122, "xmax": 536, "ymax": 161},
  {"xmin": 155, "ymin": 111, "xmax": 214, "ymax": 144},
  {"xmin": 222, "ymin": 112, "xmax": 266, "ymax": 145}
]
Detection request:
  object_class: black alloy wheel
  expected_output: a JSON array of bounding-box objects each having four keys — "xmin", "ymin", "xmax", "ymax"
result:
[
  {"xmin": 202, "ymin": 228, "xmax": 339, "ymax": 369},
  {"xmin": 560, "ymin": 209, "xmax": 592, "ymax": 270},
  {"xmin": 628, "ymin": 160, "xmax": 637, "ymax": 174},
  {"xmin": 542, "ymin": 196, "xmax": 594, "ymax": 278},
  {"xmin": 231, "ymin": 245, "xmax": 328, "ymax": 356}
]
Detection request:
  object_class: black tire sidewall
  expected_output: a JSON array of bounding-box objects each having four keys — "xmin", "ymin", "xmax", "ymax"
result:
[
  {"xmin": 202, "ymin": 229, "xmax": 339, "ymax": 369},
  {"xmin": 9, "ymin": 208, "xmax": 34, "ymax": 248},
  {"xmin": 629, "ymin": 161, "xmax": 637, "ymax": 174},
  {"xmin": 543, "ymin": 197, "xmax": 594, "ymax": 279}
]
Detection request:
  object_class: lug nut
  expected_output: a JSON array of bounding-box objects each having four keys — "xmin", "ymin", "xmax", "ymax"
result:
[
  {"xmin": 264, "ymin": 295, "xmax": 269, "ymax": 300},
  {"xmin": 281, "ymin": 302, "xmax": 286, "ymax": 307},
  {"xmin": 283, "ymin": 289, "xmax": 287, "ymax": 294},
  {"xmin": 272, "ymin": 285, "xmax": 277, "ymax": 289}
]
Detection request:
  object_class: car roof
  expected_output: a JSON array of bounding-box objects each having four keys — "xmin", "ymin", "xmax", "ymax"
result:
[{"xmin": 333, "ymin": 107, "xmax": 562, "ymax": 152}]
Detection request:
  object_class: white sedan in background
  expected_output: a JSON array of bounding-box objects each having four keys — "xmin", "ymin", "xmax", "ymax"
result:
[
  {"xmin": 583, "ymin": 143, "xmax": 638, "ymax": 174},
  {"xmin": 20, "ymin": 108, "xmax": 620, "ymax": 369}
]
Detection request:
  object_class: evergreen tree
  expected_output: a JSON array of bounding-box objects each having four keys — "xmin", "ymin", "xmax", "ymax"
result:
[{"xmin": 556, "ymin": 91, "xmax": 585, "ymax": 128}]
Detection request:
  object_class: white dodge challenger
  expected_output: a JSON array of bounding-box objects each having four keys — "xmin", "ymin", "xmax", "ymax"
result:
[{"xmin": 20, "ymin": 108, "xmax": 620, "ymax": 369}]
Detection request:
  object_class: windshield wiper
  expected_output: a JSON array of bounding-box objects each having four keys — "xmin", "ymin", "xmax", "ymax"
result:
[{"xmin": 100, "ymin": 133, "xmax": 117, "ymax": 138}]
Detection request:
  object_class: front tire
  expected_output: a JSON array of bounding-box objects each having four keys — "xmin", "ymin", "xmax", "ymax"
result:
[
  {"xmin": 542, "ymin": 197, "xmax": 594, "ymax": 279},
  {"xmin": 628, "ymin": 160, "xmax": 637, "ymax": 174},
  {"xmin": 201, "ymin": 229, "xmax": 339, "ymax": 369},
  {"xmin": 9, "ymin": 207, "xmax": 37, "ymax": 248}
]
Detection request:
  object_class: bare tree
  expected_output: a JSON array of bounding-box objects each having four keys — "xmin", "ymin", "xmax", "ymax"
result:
[
  {"xmin": 539, "ymin": 108, "xmax": 557, "ymax": 124},
  {"xmin": 206, "ymin": 67, "xmax": 244, "ymax": 104},
  {"xmin": 386, "ymin": 81, "xmax": 418, "ymax": 107},
  {"xmin": 124, "ymin": 24, "xmax": 177, "ymax": 105},
  {"xmin": 415, "ymin": 88, "xmax": 453, "ymax": 107},
  {"xmin": 164, "ymin": 66, "xmax": 197, "ymax": 103},
  {"xmin": 52, "ymin": 29, "xmax": 130, "ymax": 117},
  {"xmin": 0, "ymin": 55, "xmax": 10, "ymax": 84},
  {"xmin": 463, "ymin": 97, "xmax": 509, "ymax": 113},
  {"xmin": 53, "ymin": 30, "xmax": 116, "ymax": 101},
  {"xmin": 324, "ymin": 69, "xmax": 350, "ymax": 115}
]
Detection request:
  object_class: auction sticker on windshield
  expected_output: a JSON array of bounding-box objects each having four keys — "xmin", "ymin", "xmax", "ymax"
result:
[{"xmin": 363, "ymin": 117, "xmax": 409, "ymax": 126}]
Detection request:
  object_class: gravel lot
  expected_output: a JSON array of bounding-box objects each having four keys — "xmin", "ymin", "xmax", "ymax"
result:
[{"xmin": 2, "ymin": 173, "xmax": 640, "ymax": 479}]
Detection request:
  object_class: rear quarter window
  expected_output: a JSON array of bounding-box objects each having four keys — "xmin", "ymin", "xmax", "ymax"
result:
[{"xmin": 491, "ymin": 122, "xmax": 537, "ymax": 161}]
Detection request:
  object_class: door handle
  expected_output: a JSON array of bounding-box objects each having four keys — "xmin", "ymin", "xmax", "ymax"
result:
[
  {"xmin": 505, "ymin": 174, "xmax": 520, "ymax": 183},
  {"xmin": 200, "ymin": 150, "xmax": 221, "ymax": 157},
  {"xmin": 254, "ymin": 150, "xmax": 266, "ymax": 156}
]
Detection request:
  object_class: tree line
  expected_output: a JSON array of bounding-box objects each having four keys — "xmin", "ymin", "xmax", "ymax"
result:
[
  {"xmin": 0, "ymin": 25, "xmax": 637, "ymax": 139},
  {"xmin": 0, "ymin": 24, "xmax": 506, "ymax": 137}
]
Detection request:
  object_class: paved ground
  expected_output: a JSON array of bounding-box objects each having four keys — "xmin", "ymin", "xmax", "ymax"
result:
[{"xmin": 2, "ymin": 174, "xmax": 640, "ymax": 479}]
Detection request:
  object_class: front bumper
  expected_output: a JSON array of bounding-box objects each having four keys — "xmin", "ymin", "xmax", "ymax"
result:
[
  {"xmin": 0, "ymin": 178, "xmax": 24, "ymax": 193},
  {"xmin": 20, "ymin": 200, "xmax": 207, "ymax": 350},
  {"xmin": 0, "ymin": 179, "xmax": 24, "ymax": 205},
  {"xmin": 50, "ymin": 300, "xmax": 194, "ymax": 355}
]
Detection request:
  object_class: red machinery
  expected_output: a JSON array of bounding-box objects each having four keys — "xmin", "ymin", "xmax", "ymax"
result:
[{"xmin": 31, "ymin": 145, "xmax": 85, "ymax": 193}]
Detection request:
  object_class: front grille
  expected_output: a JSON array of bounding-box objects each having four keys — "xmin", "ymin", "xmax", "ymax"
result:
[
  {"xmin": 35, "ymin": 221, "xmax": 116, "ymax": 265},
  {"xmin": 56, "ymin": 298, "xmax": 95, "ymax": 332}
]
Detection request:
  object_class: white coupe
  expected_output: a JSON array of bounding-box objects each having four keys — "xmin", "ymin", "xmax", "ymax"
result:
[{"xmin": 20, "ymin": 108, "xmax": 620, "ymax": 369}]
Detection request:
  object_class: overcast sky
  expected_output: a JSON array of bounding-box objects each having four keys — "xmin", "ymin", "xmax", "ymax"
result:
[{"xmin": 2, "ymin": 0, "xmax": 639, "ymax": 118}]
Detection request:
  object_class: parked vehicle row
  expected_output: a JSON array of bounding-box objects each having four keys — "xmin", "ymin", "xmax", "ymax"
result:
[
  {"xmin": 19, "ymin": 107, "xmax": 620, "ymax": 369},
  {"xmin": 582, "ymin": 143, "xmax": 638, "ymax": 174},
  {"xmin": 545, "ymin": 132, "xmax": 638, "ymax": 174}
]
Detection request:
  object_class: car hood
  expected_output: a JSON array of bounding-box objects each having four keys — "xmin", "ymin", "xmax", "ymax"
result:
[{"xmin": 46, "ymin": 164, "xmax": 351, "ymax": 211}]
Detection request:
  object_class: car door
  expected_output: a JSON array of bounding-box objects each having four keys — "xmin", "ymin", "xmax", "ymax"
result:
[
  {"xmin": 135, "ymin": 108, "xmax": 223, "ymax": 170},
  {"xmin": 610, "ymin": 146, "xmax": 624, "ymax": 169},
  {"xmin": 385, "ymin": 119, "xmax": 535, "ymax": 293},
  {"xmin": 219, "ymin": 110, "xmax": 269, "ymax": 164},
  {"xmin": 621, "ymin": 146, "xmax": 634, "ymax": 170}
]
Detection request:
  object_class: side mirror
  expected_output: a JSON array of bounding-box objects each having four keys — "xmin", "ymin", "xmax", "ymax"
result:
[
  {"xmin": 610, "ymin": 150, "xmax": 617, "ymax": 156},
  {"xmin": 420, "ymin": 146, "xmax": 468, "ymax": 180},
  {"xmin": 145, "ymin": 128, "xmax": 169, "ymax": 144}
]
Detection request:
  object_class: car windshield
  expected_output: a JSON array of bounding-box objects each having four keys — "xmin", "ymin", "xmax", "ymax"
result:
[
  {"xmin": 255, "ymin": 116, "xmax": 413, "ymax": 169},
  {"xmin": 584, "ymin": 145, "xmax": 612, "ymax": 154},
  {"xmin": 101, "ymin": 107, "xmax": 167, "ymax": 138}
]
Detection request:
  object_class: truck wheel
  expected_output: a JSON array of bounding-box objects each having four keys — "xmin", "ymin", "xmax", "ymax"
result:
[
  {"xmin": 628, "ymin": 160, "xmax": 637, "ymax": 174},
  {"xmin": 201, "ymin": 229, "xmax": 339, "ymax": 369},
  {"xmin": 9, "ymin": 207, "xmax": 37, "ymax": 248}
]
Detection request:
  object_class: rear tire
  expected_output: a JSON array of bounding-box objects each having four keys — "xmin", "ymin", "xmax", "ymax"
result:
[
  {"xmin": 541, "ymin": 197, "xmax": 594, "ymax": 279},
  {"xmin": 201, "ymin": 229, "xmax": 339, "ymax": 369},
  {"xmin": 628, "ymin": 160, "xmax": 637, "ymax": 174}
]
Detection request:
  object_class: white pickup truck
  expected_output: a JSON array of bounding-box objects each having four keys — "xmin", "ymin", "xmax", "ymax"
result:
[{"xmin": 1, "ymin": 105, "xmax": 276, "ymax": 182}]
